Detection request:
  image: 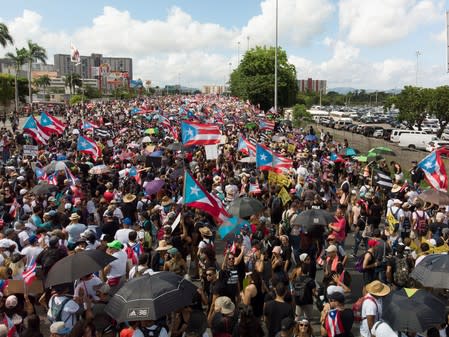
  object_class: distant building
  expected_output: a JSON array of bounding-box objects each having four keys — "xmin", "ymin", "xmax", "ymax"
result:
[
  {"xmin": 202, "ymin": 85, "xmax": 228, "ymax": 94},
  {"xmin": 297, "ymin": 78, "xmax": 327, "ymax": 94},
  {"xmin": 164, "ymin": 84, "xmax": 199, "ymax": 95},
  {"xmin": 53, "ymin": 53, "xmax": 133, "ymax": 80}
]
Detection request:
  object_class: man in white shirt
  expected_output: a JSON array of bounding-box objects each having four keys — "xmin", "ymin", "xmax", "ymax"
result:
[
  {"xmin": 20, "ymin": 235, "xmax": 43, "ymax": 264},
  {"xmin": 103, "ymin": 240, "xmax": 127, "ymax": 294},
  {"xmin": 114, "ymin": 217, "xmax": 134, "ymax": 244},
  {"xmin": 360, "ymin": 280, "xmax": 391, "ymax": 337}
]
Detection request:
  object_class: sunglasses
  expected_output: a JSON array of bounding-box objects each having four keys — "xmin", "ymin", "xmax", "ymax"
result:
[
  {"xmin": 206, "ymin": 273, "xmax": 215, "ymax": 277},
  {"xmin": 299, "ymin": 323, "xmax": 309, "ymax": 327}
]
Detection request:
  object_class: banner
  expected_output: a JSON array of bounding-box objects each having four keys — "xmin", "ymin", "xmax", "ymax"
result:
[
  {"xmin": 268, "ymin": 171, "xmax": 291, "ymax": 187},
  {"xmin": 205, "ymin": 144, "xmax": 219, "ymax": 160},
  {"xmin": 278, "ymin": 187, "xmax": 292, "ymax": 205},
  {"xmin": 287, "ymin": 143, "xmax": 296, "ymax": 154},
  {"xmin": 70, "ymin": 44, "xmax": 80, "ymax": 64},
  {"xmin": 23, "ymin": 145, "xmax": 39, "ymax": 157}
]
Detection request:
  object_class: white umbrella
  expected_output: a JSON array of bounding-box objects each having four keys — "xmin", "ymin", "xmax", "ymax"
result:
[
  {"xmin": 141, "ymin": 136, "xmax": 152, "ymax": 144},
  {"xmin": 55, "ymin": 161, "xmax": 67, "ymax": 171}
]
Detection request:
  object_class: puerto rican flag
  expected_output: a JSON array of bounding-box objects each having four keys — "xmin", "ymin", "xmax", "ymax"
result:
[
  {"xmin": 129, "ymin": 166, "xmax": 142, "ymax": 185},
  {"xmin": 325, "ymin": 309, "xmax": 345, "ymax": 337},
  {"xmin": 183, "ymin": 171, "xmax": 230, "ymax": 221},
  {"xmin": 82, "ymin": 121, "xmax": 99, "ymax": 131},
  {"xmin": 259, "ymin": 119, "xmax": 275, "ymax": 131},
  {"xmin": 256, "ymin": 144, "xmax": 293, "ymax": 173},
  {"xmin": 40, "ymin": 112, "xmax": 65, "ymax": 135},
  {"xmin": 23, "ymin": 116, "xmax": 51, "ymax": 145},
  {"xmin": 418, "ymin": 148, "xmax": 449, "ymax": 190},
  {"xmin": 237, "ymin": 135, "xmax": 256, "ymax": 156},
  {"xmin": 77, "ymin": 135, "xmax": 101, "ymax": 160},
  {"xmin": 9, "ymin": 198, "xmax": 20, "ymax": 219},
  {"xmin": 46, "ymin": 173, "xmax": 58, "ymax": 185},
  {"xmin": 181, "ymin": 121, "xmax": 221, "ymax": 146},
  {"xmin": 22, "ymin": 260, "xmax": 37, "ymax": 285}
]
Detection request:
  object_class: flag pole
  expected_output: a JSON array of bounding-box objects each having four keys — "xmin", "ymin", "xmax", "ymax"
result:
[{"xmin": 274, "ymin": 0, "xmax": 278, "ymax": 114}]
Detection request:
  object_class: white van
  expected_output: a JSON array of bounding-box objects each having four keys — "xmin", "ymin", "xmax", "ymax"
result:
[
  {"xmin": 398, "ymin": 133, "xmax": 438, "ymax": 150},
  {"xmin": 334, "ymin": 118, "xmax": 353, "ymax": 130},
  {"xmin": 390, "ymin": 129, "xmax": 429, "ymax": 143}
]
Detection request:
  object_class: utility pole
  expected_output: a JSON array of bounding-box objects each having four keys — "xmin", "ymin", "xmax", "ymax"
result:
[
  {"xmin": 247, "ymin": 36, "xmax": 250, "ymax": 51},
  {"xmin": 274, "ymin": 0, "xmax": 278, "ymax": 113},
  {"xmin": 416, "ymin": 50, "xmax": 421, "ymax": 86},
  {"xmin": 237, "ymin": 41, "xmax": 241, "ymax": 64}
]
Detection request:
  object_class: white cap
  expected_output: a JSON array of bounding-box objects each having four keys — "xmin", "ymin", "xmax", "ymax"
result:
[
  {"xmin": 327, "ymin": 285, "xmax": 344, "ymax": 296},
  {"xmin": 393, "ymin": 199, "xmax": 403, "ymax": 205},
  {"xmin": 299, "ymin": 253, "xmax": 309, "ymax": 262}
]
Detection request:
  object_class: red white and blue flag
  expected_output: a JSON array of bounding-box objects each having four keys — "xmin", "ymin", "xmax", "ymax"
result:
[
  {"xmin": 23, "ymin": 116, "xmax": 51, "ymax": 145},
  {"xmin": 181, "ymin": 121, "xmax": 221, "ymax": 146},
  {"xmin": 40, "ymin": 112, "xmax": 65, "ymax": 135},
  {"xmin": 237, "ymin": 135, "xmax": 256, "ymax": 156},
  {"xmin": 183, "ymin": 171, "xmax": 230, "ymax": 221},
  {"xmin": 77, "ymin": 135, "xmax": 101, "ymax": 160},
  {"xmin": 256, "ymin": 144, "xmax": 293, "ymax": 173},
  {"xmin": 325, "ymin": 309, "xmax": 345, "ymax": 337},
  {"xmin": 82, "ymin": 121, "xmax": 99, "ymax": 131},
  {"xmin": 259, "ymin": 119, "xmax": 275, "ymax": 131},
  {"xmin": 418, "ymin": 148, "xmax": 449, "ymax": 190},
  {"xmin": 22, "ymin": 260, "xmax": 37, "ymax": 285}
]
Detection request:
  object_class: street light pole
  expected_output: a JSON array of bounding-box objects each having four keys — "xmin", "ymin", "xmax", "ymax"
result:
[
  {"xmin": 415, "ymin": 50, "xmax": 421, "ymax": 86},
  {"xmin": 274, "ymin": 0, "xmax": 278, "ymax": 113},
  {"xmin": 247, "ymin": 36, "xmax": 250, "ymax": 51}
]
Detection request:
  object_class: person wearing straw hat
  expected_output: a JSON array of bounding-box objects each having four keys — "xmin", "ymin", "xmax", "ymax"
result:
[
  {"xmin": 151, "ymin": 240, "xmax": 173, "ymax": 272},
  {"xmin": 64, "ymin": 213, "xmax": 86, "ymax": 250},
  {"xmin": 360, "ymin": 280, "xmax": 391, "ymax": 337}
]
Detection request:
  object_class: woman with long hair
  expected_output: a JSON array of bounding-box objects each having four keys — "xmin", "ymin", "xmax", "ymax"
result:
[{"xmin": 241, "ymin": 270, "xmax": 266, "ymax": 319}]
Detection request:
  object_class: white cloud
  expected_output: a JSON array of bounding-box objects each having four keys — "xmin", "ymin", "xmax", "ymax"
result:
[
  {"xmin": 339, "ymin": 0, "xmax": 442, "ymax": 46},
  {"xmin": 237, "ymin": 0, "xmax": 334, "ymax": 47},
  {"xmin": 432, "ymin": 29, "xmax": 446, "ymax": 42}
]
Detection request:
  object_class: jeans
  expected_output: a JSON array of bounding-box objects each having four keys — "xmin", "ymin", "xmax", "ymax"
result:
[{"xmin": 353, "ymin": 230, "xmax": 367, "ymax": 256}]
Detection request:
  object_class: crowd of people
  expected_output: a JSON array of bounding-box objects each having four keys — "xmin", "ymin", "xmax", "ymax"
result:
[{"xmin": 0, "ymin": 95, "xmax": 447, "ymax": 337}]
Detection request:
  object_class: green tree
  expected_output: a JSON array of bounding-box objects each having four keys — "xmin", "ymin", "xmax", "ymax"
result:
[
  {"xmin": 5, "ymin": 47, "xmax": 28, "ymax": 112},
  {"xmin": 392, "ymin": 86, "xmax": 430, "ymax": 130},
  {"xmin": 292, "ymin": 104, "xmax": 312, "ymax": 127},
  {"xmin": 25, "ymin": 40, "xmax": 47, "ymax": 106},
  {"xmin": 64, "ymin": 73, "xmax": 82, "ymax": 95},
  {"xmin": 0, "ymin": 23, "xmax": 13, "ymax": 48},
  {"xmin": 230, "ymin": 46, "xmax": 297, "ymax": 111},
  {"xmin": 69, "ymin": 94, "xmax": 87, "ymax": 105},
  {"xmin": 429, "ymin": 86, "xmax": 449, "ymax": 137},
  {"xmin": 83, "ymin": 84, "xmax": 101, "ymax": 99},
  {"xmin": 34, "ymin": 74, "xmax": 51, "ymax": 100},
  {"xmin": 0, "ymin": 74, "xmax": 28, "ymax": 107}
]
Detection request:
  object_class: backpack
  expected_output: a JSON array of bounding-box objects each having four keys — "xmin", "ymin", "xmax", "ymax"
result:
[
  {"xmin": 141, "ymin": 325, "xmax": 163, "ymax": 337},
  {"xmin": 386, "ymin": 207, "xmax": 400, "ymax": 233},
  {"xmin": 47, "ymin": 296, "xmax": 72, "ymax": 323},
  {"xmin": 352, "ymin": 295, "xmax": 378, "ymax": 322},
  {"xmin": 280, "ymin": 210, "xmax": 295, "ymax": 235},
  {"xmin": 393, "ymin": 256, "xmax": 410, "ymax": 287},
  {"xmin": 414, "ymin": 211, "xmax": 429, "ymax": 236},
  {"xmin": 293, "ymin": 275, "xmax": 312, "ymax": 304}
]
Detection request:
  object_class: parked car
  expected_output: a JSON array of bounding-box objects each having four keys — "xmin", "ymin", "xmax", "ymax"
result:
[
  {"xmin": 425, "ymin": 140, "xmax": 449, "ymax": 152},
  {"xmin": 399, "ymin": 133, "xmax": 438, "ymax": 150},
  {"xmin": 372, "ymin": 128, "xmax": 384, "ymax": 138}
]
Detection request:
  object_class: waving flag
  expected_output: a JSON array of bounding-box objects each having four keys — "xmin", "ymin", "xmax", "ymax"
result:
[
  {"xmin": 35, "ymin": 167, "xmax": 47, "ymax": 180},
  {"xmin": 181, "ymin": 121, "xmax": 221, "ymax": 146},
  {"xmin": 183, "ymin": 171, "xmax": 230, "ymax": 220},
  {"xmin": 23, "ymin": 116, "xmax": 50, "ymax": 145},
  {"xmin": 77, "ymin": 135, "xmax": 101, "ymax": 160},
  {"xmin": 259, "ymin": 119, "xmax": 275, "ymax": 131},
  {"xmin": 325, "ymin": 309, "xmax": 345, "ymax": 337},
  {"xmin": 418, "ymin": 148, "xmax": 449, "ymax": 190},
  {"xmin": 70, "ymin": 44, "xmax": 81, "ymax": 65},
  {"xmin": 129, "ymin": 166, "xmax": 142, "ymax": 185},
  {"xmin": 256, "ymin": 144, "xmax": 292, "ymax": 173},
  {"xmin": 237, "ymin": 135, "xmax": 256, "ymax": 156},
  {"xmin": 82, "ymin": 121, "xmax": 99, "ymax": 131},
  {"xmin": 22, "ymin": 260, "xmax": 37, "ymax": 285},
  {"xmin": 40, "ymin": 112, "xmax": 65, "ymax": 135}
]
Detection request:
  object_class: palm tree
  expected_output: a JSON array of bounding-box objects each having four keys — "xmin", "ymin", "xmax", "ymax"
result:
[
  {"xmin": 34, "ymin": 75, "xmax": 51, "ymax": 100},
  {"xmin": 25, "ymin": 40, "xmax": 47, "ymax": 107},
  {"xmin": 0, "ymin": 23, "xmax": 13, "ymax": 48},
  {"xmin": 64, "ymin": 73, "xmax": 82, "ymax": 94},
  {"xmin": 5, "ymin": 48, "xmax": 27, "ymax": 112}
]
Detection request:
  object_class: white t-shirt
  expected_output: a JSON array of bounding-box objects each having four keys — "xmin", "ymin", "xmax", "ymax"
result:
[
  {"xmin": 371, "ymin": 321, "xmax": 397, "ymax": 337},
  {"xmin": 133, "ymin": 326, "xmax": 169, "ymax": 337},
  {"xmin": 47, "ymin": 295, "xmax": 80, "ymax": 329},
  {"xmin": 74, "ymin": 275, "xmax": 102, "ymax": 301},
  {"xmin": 360, "ymin": 295, "xmax": 382, "ymax": 337},
  {"xmin": 21, "ymin": 245, "xmax": 43, "ymax": 264},
  {"xmin": 107, "ymin": 250, "xmax": 127, "ymax": 279},
  {"xmin": 114, "ymin": 229, "xmax": 134, "ymax": 244}
]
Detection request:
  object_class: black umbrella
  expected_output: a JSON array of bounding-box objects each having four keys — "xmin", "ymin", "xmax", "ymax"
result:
[
  {"xmin": 383, "ymin": 288, "xmax": 446, "ymax": 333},
  {"xmin": 291, "ymin": 209, "xmax": 335, "ymax": 232},
  {"xmin": 166, "ymin": 143, "xmax": 185, "ymax": 151},
  {"xmin": 227, "ymin": 197, "xmax": 265, "ymax": 218},
  {"xmin": 105, "ymin": 271, "xmax": 197, "ymax": 322},
  {"xmin": 45, "ymin": 250, "xmax": 116, "ymax": 288},
  {"xmin": 30, "ymin": 183, "xmax": 58, "ymax": 196},
  {"xmin": 410, "ymin": 254, "xmax": 449, "ymax": 289}
]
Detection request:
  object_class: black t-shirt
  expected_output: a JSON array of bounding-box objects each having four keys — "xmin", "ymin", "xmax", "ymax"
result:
[{"xmin": 263, "ymin": 300, "xmax": 294, "ymax": 337}]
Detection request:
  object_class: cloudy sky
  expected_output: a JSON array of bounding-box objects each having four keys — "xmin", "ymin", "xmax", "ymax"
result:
[{"xmin": 0, "ymin": 0, "xmax": 448, "ymax": 90}]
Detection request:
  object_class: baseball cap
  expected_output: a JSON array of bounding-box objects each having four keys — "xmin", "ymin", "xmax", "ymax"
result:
[
  {"xmin": 327, "ymin": 291, "xmax": 345, "ymax": 303},
  {"xmin": 5, "ymin": 295, "xmax": 18, "ymax": 308},
  {"xmin": 107, "ymin": 240, "xmax": 123, "ymax": 250},
  {"xmin": 325, "ymin": 244, "xmax": 338, "ymax": 253}
]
